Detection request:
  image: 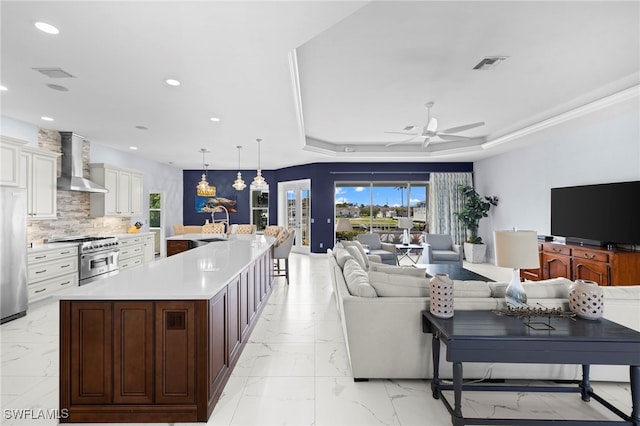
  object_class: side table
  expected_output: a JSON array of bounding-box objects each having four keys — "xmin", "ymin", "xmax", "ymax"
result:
[{"xmin": 395, "ymin": 243, "xmax": 423, "ymax": 264}]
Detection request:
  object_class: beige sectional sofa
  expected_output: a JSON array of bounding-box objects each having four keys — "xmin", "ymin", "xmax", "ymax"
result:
[{"xmin": 328, "ymin": 244, "xmax": 640, "ymax": 382}]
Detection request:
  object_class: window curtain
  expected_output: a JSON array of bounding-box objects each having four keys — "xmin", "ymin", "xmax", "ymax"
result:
[{"xmin": 428, "ymin": 172, "xmax": 472, "ymax": 245}]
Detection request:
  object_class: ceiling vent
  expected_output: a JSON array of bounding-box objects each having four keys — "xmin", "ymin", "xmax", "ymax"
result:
[
  {"xmin": 33, "ymin": 67, "xmax": 75, "ymax": 78},
  {"xmin": 46, "ymin": 83, "xmax": 69, "ymax": 91},
  {"xmin": 473, "ymin": 56, "xmax": 508, "ymax": 70}
]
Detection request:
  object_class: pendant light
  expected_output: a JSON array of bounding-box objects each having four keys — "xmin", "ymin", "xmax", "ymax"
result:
[
  {"xmin": 232, "ymin": 145, "xmax": 246, "ymax": 191},
  {"xmin": 252, "ymin": 138, "xmax": 267, "ymax": 189},
  {"xmin": 196, "ymin": 148, "xmax": 216, "ymax": 196}
]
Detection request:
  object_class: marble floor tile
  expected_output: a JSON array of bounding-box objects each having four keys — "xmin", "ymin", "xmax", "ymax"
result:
[
  {"xmin": 207, "ymin": 376, "xmax": 248, "ymax": 426},
  {"xmin": 228, "ymin": 377, "xmax": 315, "ymax": 425},
  {"xmin": 384, "ymin": 380, "xmax": 452, "ymax": 426},
  {"xmin": 315, "ymin": 320, "xmax": 344, "ymax": 343},
  {"xmin": 231, "ymin": 342, "xmax": 315, "ymax": 377},
  {"xmin": 315, "ymin": 342, "xmax": 351, "ymax": 377},
  {"xmin": 315, "ymin": 377, "xmax": 400, "ymax": 425},
  {"xmin": 248, "ymin": 319, "xmax": 315, "ymax": 343}
]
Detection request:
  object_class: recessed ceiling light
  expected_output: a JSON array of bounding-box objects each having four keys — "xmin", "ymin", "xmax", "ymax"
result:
[
  {"xmin": 165, "ymin": 79, "xmax": 180, "ymax": 86},
  {"xmin": 129, "ymin": 146, "xmax": 138, "ymax": 150},
  {"xmin": 209, "ymin": 117, "xmax": 220, "ymax": 122},
  {"xmin": 0, "ymin": 85, "xmax": 7, "ymax": 91},
  {"xmin": 41, "ymin": 116, "xmax": 54, "ymax": 122},
  {"xmin": 34, "ymin": 21, "xmax": 59, "ymax": 35}
]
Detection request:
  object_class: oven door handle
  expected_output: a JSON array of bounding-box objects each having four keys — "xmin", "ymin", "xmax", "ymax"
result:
[{"xmin": 81, "ymin": 248, "xmax": 120, "ymax": 260}]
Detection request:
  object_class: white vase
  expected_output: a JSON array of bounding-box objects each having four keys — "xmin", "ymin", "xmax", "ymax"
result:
[
  {"xmin": 569, "ymin": 280, "xmax": 604, "ymax": 320},
  {"xmin": 430, "ymin": 274, "xmax": 454, "ymax": 318}
]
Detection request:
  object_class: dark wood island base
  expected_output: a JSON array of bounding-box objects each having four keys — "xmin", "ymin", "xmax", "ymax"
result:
[{"xmin": 59, "ymin": 248, "xmax": 273, "ymax": 423}]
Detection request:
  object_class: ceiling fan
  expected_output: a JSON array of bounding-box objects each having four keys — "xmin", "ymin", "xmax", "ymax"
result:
[{"xmin": 385, "ymin": 101, "xmax": 485, "ymax": 149}]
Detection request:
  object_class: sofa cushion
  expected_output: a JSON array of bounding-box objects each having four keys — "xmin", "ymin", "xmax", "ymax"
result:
[
  {"xmin": 344, "ymin": 245, "xmax": 368, "ymax": 270},
  {"xmin": 334, "ymin": 248, "xmax": 354, "ymax": 269},
  {"xmin": 343, "ymin": 259, "xmax": 377, "ymax": 297},
  {"xmin": 426, "ymin": 234, "xmax": 453, "ymax": 250},
  {"xmin": 452, "ymin": 280, "xmax": 492, "ymax": 298},
  {"xmin": 369, "ymin": 263, "xmax": 426, "ymax": 277},
  {"xmin": 489, "ymin": 277, "xmax": 572, "ymax": 299},
  {"xmin": 342, "ymin": 241, "xmax": 370, "ymax": 269},
  {"xmin": 368, "ymin": 271, "xmax": 430, "ymax": 297}
]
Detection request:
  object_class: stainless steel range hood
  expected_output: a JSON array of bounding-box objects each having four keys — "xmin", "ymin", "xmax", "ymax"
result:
[{"xmin": 57, "ymin": 132, "xmax": 108, "ymax": 193}]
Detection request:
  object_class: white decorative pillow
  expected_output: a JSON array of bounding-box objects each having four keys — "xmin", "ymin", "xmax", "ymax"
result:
[
  {"xmin": 334, "ymin": 248, "xmax": 353, "ymax": 269},
  {"xmin": 369, "ymin": 263, "xmax": 426, "ymax": 277},
  {"xmin": 343, "ymin": 259, "xmax": 377, "ymax": 297},
  {"xmin": 368, "ymin": 271, "xmax": 430, "ymax": 297},
  {"xmin": 342, "ymin": 241, "xmax": 370, "ymax": 269},
  {"xmin": 453, "ymin": 280, "xmax": 492, "ymax": 298},
  {"xmin": 523, "ymin": 278, "xmax": 572, "ymax": 298},
  {"xmin": 344, "ymin": 245, "xmax": 368, "ymax": 270},
  {"xmin": 489, "ymin": 277, "xmax": 572, "ymax": 299}
]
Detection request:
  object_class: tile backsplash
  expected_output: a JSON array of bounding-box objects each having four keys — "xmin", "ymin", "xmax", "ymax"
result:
[{"xmin": 27, "ymin": 129, "xmax": 129, "ymax": 244}]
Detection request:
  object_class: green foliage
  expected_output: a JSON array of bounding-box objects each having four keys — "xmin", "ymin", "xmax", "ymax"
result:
[{"xmin": 453, "ymin": 185, "xmax": 498, "ymax": 244}]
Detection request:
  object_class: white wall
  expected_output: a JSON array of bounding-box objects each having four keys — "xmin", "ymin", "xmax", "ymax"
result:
[
  {"xmin": 474, "ymin": 95, "xmax": 640, "ymax": 261},
  {"xmin": 1, "ymin": 116, "xmax": 38, "ymax": 145}
]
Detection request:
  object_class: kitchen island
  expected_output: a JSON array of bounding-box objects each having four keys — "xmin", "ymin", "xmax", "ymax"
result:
[{"xmin": 58, "ymin": 234, "xmax": 275, "ymax": 423}]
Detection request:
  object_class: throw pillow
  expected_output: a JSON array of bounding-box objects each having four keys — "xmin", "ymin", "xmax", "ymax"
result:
[
  {"xmin": 368, "ymin": 271, "xmax": 430, "ymax": 297},
  {"xmin": 488, "ymin": 277, "xmax": 572, "ymax": 299},
  {"xmin": 453, "ymin": 280, "xmax": 492, "ymax": 298},
  {"xmin": 344, "ymin": 245, "xmax": 368, "ymax": 270},
  {"xmin": 343, "ymin": 259, "xmax": 377, "ymax": 297},
  {"xmin": 334, "ymin": 248, "xmax": 353, "ymax": 269},
  {"xmin": 342, "ymin": 241, "xmax": 370, "ymax": 269},
  {"xmin": 369, "ymin": 263, "xmax": 426, "ymax": 277}
]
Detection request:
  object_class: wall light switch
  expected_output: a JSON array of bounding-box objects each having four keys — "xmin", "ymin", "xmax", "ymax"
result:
[
  {"xmin": 310, "ymin": 218, "xmax": 314, "ymax": 223},
  {"xmin": 319, "ymin": 243, "xmax": 323, "ymax": 248},
  {"xmin": 327, "ymin": 218, "xmax": 331, "ymax": 224}
]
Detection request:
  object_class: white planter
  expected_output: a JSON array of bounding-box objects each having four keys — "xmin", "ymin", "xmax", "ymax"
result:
[{"xmin": 463, "ymin": 242, "xmax": 486, "ymax": 263}]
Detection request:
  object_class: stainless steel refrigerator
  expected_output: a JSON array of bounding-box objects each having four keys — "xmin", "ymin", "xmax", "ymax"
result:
[{"xmin": 0, "ymin": 187, "xmax": 28, "ymax": 323}]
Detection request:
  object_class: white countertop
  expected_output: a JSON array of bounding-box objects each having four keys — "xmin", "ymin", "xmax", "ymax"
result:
[
  {"xmin": 114, "ymin": 232, "xmax": 153, "ymax": 239},
  {"xmin": 57, "ymin": 234, "xmax": 275, "ymax": 301},
  {"xmin": 166, "ymin": 233, "xmax": 228, "ymax": 241}
]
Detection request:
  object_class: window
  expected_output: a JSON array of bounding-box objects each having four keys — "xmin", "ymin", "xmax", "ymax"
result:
[{"xmin": 335, "ymin": 181, "xmax": 428, "ymax": 242}]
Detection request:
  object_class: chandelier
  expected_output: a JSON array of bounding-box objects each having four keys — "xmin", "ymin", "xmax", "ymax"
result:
[
  {"xmin": 196, "ymin": 148, "xmax": 216, "ymax": 197},
  {"xmin": 232, "ymin": 145, "xmax": 246, "ymax": 191},
  {"xmin": 252, "ymin": 138, "xmax": 267, "ymax": 189}
]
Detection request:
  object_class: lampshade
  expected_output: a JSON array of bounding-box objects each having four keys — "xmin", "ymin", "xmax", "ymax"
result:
[
  {"xmin": 494, "ymin": 230, "xmax": 539, "ymax": 269},
  {"xmin": 252, "ymin": 138, "xmax": 267, "ymax": 189},
  {"xmin": 196, "ymin": 148, "xmax": 216, "ymax": 197},
  {"xmin": 397, "ymin": 217, "xmax": 413, "ymax": 230},
  {"xmin": 335, "ymin": 218, "xmax": 353, "ymax": 232},
  {"xmin": 232, "ymin": 145, "xmax": 246, "ymax": 191}
]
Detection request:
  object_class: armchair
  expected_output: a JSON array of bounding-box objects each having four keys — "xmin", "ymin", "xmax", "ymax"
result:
[
  {"xmin": 421, "ymin": 233, "xmax": 463, "ymax": 266},
  {"xmin": 356, "ymin": 233, "xmax": 397, "ymax": 265}
]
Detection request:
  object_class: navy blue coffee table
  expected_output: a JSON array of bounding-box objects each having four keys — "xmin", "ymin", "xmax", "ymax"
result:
[{"xmin": 422, "ymin": 310, "xmax": 640, "ymax": 425}]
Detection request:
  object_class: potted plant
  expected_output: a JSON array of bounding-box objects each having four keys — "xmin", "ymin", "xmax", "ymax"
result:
[{"xmin": 453, "ymin": 184, "xmax": 498, "ymax": 263}]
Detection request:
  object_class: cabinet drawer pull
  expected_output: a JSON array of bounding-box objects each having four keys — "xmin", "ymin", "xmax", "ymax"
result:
[
  {"xmin": 35, "ymin": 255, "xmax": 47, "ymax": 259},
  {"xmin": 34, "ymin": 288, "xmax": 47, "ymax": 293},
  {"xmin": 35, "ymin": 269, "xmax": 47, "ymax": 274},
  {"xmin": 60, "ymin": 251, "xmax": 71, "ymax": 255},
  {"xmin": 61, "ymin": 264, "xmax": 71, "ymax": 268},
  {"xmin": 122, "ymin": 263, "xmax": 128, "ymax": 268},
  {"xmin": 60, "ymin": 281, "xmax": 71, "ymax": 286}
]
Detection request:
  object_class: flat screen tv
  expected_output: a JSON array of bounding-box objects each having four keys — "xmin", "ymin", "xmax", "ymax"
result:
[{"xmin": 551, "ymin": 181, "xmax": 640, "ymax": 247}]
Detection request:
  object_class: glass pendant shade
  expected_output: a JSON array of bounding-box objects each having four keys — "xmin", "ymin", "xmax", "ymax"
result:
[
  {"xmin": 196, "ymin": 149, "xmax": 216, "ymax": 196},
  {"xmin": 252, "ymin": 138, "xmax": 267, "ymax": 188},
  {"xmin": 232, "ymin": 145, "xmax": 246, "ymax": 191}
]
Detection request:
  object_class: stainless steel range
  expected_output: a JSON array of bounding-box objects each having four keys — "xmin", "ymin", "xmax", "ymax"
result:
[{"xmin": 47, "ymin": 235, "xmax": 119, "ymax": 285}]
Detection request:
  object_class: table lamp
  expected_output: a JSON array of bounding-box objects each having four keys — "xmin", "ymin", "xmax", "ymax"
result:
[
  {"xmin": 335, "ymin": 218, "xmax": 353, "ymax": 240},
  {"xmin": 494, "ymin": 229, "xmax": 539, "ymax": 307},
  {"xmin": 397, "ymin": 217, "xmax": 413, "ymax": 245}
]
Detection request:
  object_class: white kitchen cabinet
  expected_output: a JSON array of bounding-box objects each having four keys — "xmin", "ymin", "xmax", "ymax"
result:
[
  {"xmin": 0, "ymin": 136, "xmax": 25, "ymax": 187},
  {"xmin": 90, "ymin": 164, "xmax": 143, "ymax": 217},
  {"xmin": 143, "ymin": 234, "xmax": 155, "ymax": 262},
  {"xmin": 27, "ymin": 245, "xmax": 79, "ymax": 303},
  {"xmin": 118, "ymin": 233, "xmax": 154, "ymax": 271},
  {"xmin": 19, "ymin": 146, "xmax": 58, "ymax": 219}
]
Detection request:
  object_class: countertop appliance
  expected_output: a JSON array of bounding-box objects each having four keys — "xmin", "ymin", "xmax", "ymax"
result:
[
  {"xmin": 47, "ymin": 235, "xmax": 120, "ymax": 285},
  {"xmin": 1, "ymin": 188, "xmax": 28, "ymax": 324}
]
